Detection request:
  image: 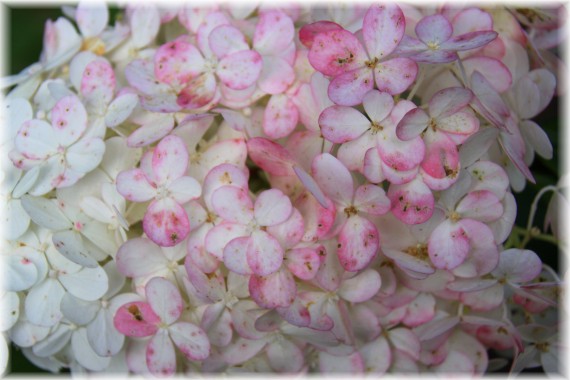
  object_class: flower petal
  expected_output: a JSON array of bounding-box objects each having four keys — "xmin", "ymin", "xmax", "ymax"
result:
[
  {"xmin": 143, "ymin": 198, "xmax": 190, "ymax": 247},
  {"xmin": 114, "ymin": 301, "xmax": 160, "ymax": 337},
  {"xmin": 146, "ymin": 277, "xmax": 183, "ymax": 325},
  {"xmin": 146, "ymin": 330, "xmax": 176, "ymax": 376},
  {"xmin": 254, "ymin": 189, "xmax": 292, "ymax": 227},
  {"xmin": 170, "ymin": 322, "xmax": 210, "ymax": 360},
  {"xmin": 337, "ymin": 215, "xmax": 379, "ymax": 272},
  {"xmin": 217, "ymin": 50, "xmax": 262, "ymax": 90},
  {"xmin": 319, "ymin": 104, "xmax": 370, "ymax": 143},
  {"xmin": 249, "ymin": 268, "xmax": 296, "ymax": 309},
  {"xmin": 308, "ymin": 29, "xmax": 367, "ymax": 77},
  {"xmin": 312, "ymin": 153, "xmax": 353, "ymax": 206},
  {"xmin": 247, "ymin": 230, "xmax": 284, "ymax": 276},
  {"xmin": 328, "ymin": 67, "xmax": 374, "ymax": 106},
  {"xmin": 212, "ymin": 185, "xmax": 254, "ymax": 224},
  {"xmin": 428, "ymin": 219, "xmax": 470, "ymax": 270},
  {"xmin": 363, "ymin": 3, "xmax": 405, "ymax": 58}
]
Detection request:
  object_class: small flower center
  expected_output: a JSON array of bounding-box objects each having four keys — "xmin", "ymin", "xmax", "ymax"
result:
[
  {"xmin": 404, "ymin": 243, "xmax": 429, "ymax": 260},
  {"xmin": 370, "ymin": 121, "xmax": 383, "ymax": 134},
  {"xmin": 365, "ymin": 57, "xmax": 379, "ymax": 69},
  {"xmin": 343, "ymin": 205, "xmax": 358, "ymax": 218},
  {"xmin": 427, "ymin": 41, "xmax": 440, "ymax": 51},
  {"xmin": 449, "ymin": 211, "xmax": 461, "ymax": 223}
]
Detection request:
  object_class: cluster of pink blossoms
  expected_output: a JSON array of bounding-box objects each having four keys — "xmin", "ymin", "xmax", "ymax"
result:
[{"xmin": 1, "ymin": 2, "xmax": 565, "ymax": 376}]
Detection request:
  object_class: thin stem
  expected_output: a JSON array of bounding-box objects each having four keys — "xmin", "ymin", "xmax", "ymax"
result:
[{"xmin": 406, "ymin": 65, "xmax": 424, "ymax": 101}]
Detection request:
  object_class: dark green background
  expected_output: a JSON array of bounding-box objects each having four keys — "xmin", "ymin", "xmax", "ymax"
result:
[{"xmin": 3, "ymin": 4, "xmax": 561, "ymax": 376}]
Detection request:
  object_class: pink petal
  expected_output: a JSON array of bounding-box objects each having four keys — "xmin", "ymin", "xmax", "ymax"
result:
[
  {"xmin": 319, "ymin": 105, "xmax": 370, "ymax": 143},
  {"xmin": 266, "ymin": 208, "xmax": 305, "ymax": 248},
  {"xmin": 258, "ymin": 56, "xmax": 295, "ymax": 95},
  {"xmin": 363, "ymin": 146, "xmax": 386, "ymax": 183},
  {"xmin": 80, "ymin": 59, "xmax": 115, "ymax": 105},
  {"xmin": 293, "ymin": 165, "xmax": 329, "ymax": 209},
  {"xmin": 312, "ymin": 153, "xmax": 354, "ymax": 206},
  {"xmin": 254, "ymin": 10, "xmax": 295, "ymax": 54},
  {"xmin": 211, "ymin": 186, "xmax": 254, "ymax": 224},
  {"xmin": 338, "ymin": 215, "xmax": 379, "ymax": 272},
  {"xmin": 363, "ymin": 3, "xmax": 405, "ymax": 58},
  {"xmin": 374, "ymin": 57, "xmax": 418, "ymax": 95},
  {"xmin": 388, "ymin": 178, "xmax": 434, "ymax": 225},
  {"xmin": 429, "ymin": 87, "xmax": 473, "ymax": 119},
  {"xmin": 328, "ymin": 66, "xmax": 374, "ymax": 106},
  {"xmin": 415, "ymin": 14, "xmax": 453, "ymax": 45},
  {"xmin": 249, "ymin": 269, "xmax": 296, "ymax": 309},
  {"xmin": 202, "ymin": 163, "xmax": 249, "ymax": 210},
  {"xmin": 154, "ymin": 38, "xmax": 204, "ymax": 87},
  {"xmin": 143, "ymin": 198, "xmax": 190, "ymax": 247},
  {"xmin": 254, "ymin": 189, "xmax": 292, "ymax": 227},
  {"xmin": 116, "ymin": 168, "xmax": 157, "ymax": 202},
  {"xmin": 50, "ymin": 95, "xmax": 88, "ymax": 146},
  {"xmin": 402, "ymin": 293, "xmax": 435, "ymax": 327},
  {"xmin": 216, "ymin": 50, "xmax": 262, "ymax": 90},
  {"xmin": 246, "ymin": 230, "xmax": 284, "ymax": 276},
  {"xmin": 223, "ymin": 236, "xmax": 253, "ymax": 275},
  {"xmin": 492, "ymin": 248, "xmax": 542, "ymax": 284},
  {"xmin": 285, "ymin": 247, "xmax": 321, "ymax": 280},
  {"xmin": 428, "ymin": 219, "xmax": 470, "ymax": 270},
  {"xmin": 247, "ymin": 137, "xmax": 296, "ymax": 176},
  {"xmin": 362, "ymin": 90, "xmax": 395, "ymax": 124},
  {"xmin": 442, "ymin": 31, "xmax": 498, "ymax": 52},
  {"xmin": 420, "ymin": 134, "xmax": 460, "ymax": 191},
  {"xmin": 205, "ymin": 222, "xmax": 248, "ymax": 261},
  {"xmin": 295, "ymin": 190, "xmax": 336, "ymax": 242},
  {"xmin": 146, "ymin": 277, "xmax": 183, "ymax": 325},
  {"xmin": 456, "ymin": 190, "xmax": 503, "ymax": 222},
  {"xmin": 308, "ymin": 29, "xmax": 367, "ymax": 77},
  {"xmin": 151, "ymin": 135, "xmax": 189, "ymax": 185},
  {"xmin": 114, "ymin": 301, "xmax": 159, "ymax": 337},
  {"xmin": 299, "ymin": 21, "xmax": 343, "ymax": 49},
  {"xmin": 263, "ymin": 94, "xmax": 298, "ymax": 139},
  {"xmin": 169, "ymin": 322, "xmax": 210, "ymax": 360},
  {"xmin": 146, "ymin": 330, "xmax": 176, "ymax": 376},
  {"xmin": 396, "ymin": 108, "xmax": 429, "ymax": 141},
  {"xmin": 437, "ymin": 111, "xmax": 479, "ymax": 143},
  {"xmin": 339, "ymin": 269, "xmax": 382, "ymax": 302},
  {"xmin": 353, "ymin": 184, "xmax": 391, "ymax": 215},
  {"xmin": 116, "ymin": 237, "xmax": 167, "ymax": 278},
  {"xmin": 177, "ymin": 73, "xmax": 217, "ymax": 110},
  {"xmin": 222, "ymin": 337, "xmax": 267, "ymax": 365},
  {"xmin": 208, "ymin": 25, "xmax": 249, "ymax": 59}
]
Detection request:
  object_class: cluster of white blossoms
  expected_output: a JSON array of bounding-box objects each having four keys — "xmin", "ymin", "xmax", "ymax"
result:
[{"xmin": 0, "ymin": 2, "xmax": 565, "ymax": 376}]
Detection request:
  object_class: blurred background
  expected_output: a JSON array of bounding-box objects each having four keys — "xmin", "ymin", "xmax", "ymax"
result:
[{"xmin": 3, "ymin": 3, "xmax": 562, "ymax": 376}]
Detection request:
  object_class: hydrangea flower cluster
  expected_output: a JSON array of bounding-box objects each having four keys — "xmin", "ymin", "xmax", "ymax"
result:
[{"xmin": 1, "ymin": 2, "xmax": 565, "ymax": 376}]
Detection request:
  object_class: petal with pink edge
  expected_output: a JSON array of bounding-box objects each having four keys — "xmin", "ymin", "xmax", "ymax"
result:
[
  {"xmin": 249, "ymin": 269, "xmax": 296, "ymax": 309},
  {"xmin": 223, "ymin": 236, "xmax": 253, "ymax": 275},
  {"xmin": 254, "ymin": 189, "xmax": 292, "ymax": 227},
  {"xmin": 247, "ymin": 230, "xmax": 284, "ymax": 276},
  {"xmin": 177, "ymin": 73, "xmax": 217, "ymax": 110},
  {"xmin": 328, "ymin": 66, "xmax": 374, "ymax": 106},
  {"xmin": 258, "ymin": 56, "xmax": 295, "ymax": 95},
  {"xmin": 389, "ymin": 327, "xmax": 421, "ymax": 360},
  {"xmin": 456, "ymin": 190, "xmax": 503, "ymax": 222},
  {"xmin": 263, "ymin": 94, "xmax": 298, "ymax": 139},
  {"xmin": 247, "ymin": 137, "xmax": 296, "ymax": 176},
  {"xmin": 442, "ymin": 31, "xmax": 498, "ymax": 52},
  {"xmin": 116, "ymin": 168, "xmax": 157, "ymax": 202},
  {"xmin": 388, "ymin": 178, "xmax": 434, "ymax": 224},
  {"xmin": 266, "ymin": 208, "xmax": 305, "ymax": 248},
  {"xmin": 299, "ymin": 21, "xmax": 342, "ymax": 49},
  {"xmin": 319, "ymin": 105, "xmax": 370, "ymax": 144},
  {"xmin": 114, "ymin": 301, "xmax": 160, "ymax": 337},
  {"xmin": 146, "ymin": 330, "xmax": 176, "ymax": 376},
  {"xmin": 154, "ymin": 38, "xmax": 204, "ymax": 87},
  {"xmin": 312, "ymin": 153, "xmax": 353, "ymax": 206},
  {"xmin": 81, "ymin": 60, "xmax": 115, "ymax": 105},
  {"xmin": 146, "ymin": 277, "xmax": 183, "ymax": 325},
  {"xmin": 428, "ymin": 219, "xmax": 470, "ymax": 270},
  {"xmin": 212, "ymin": 186, "xmax": 253, "ymax": 224},
  {"xmin": 267, "ymin": 338, "xmax": 304, "ymax": 372},
  {"xmin": 337, "ymin": 215, "xmax": 379, "ymax": 272},
  {"xmin": 374, "ymin": 57, "xmax": 418, "ymax": 95},
  {"xmin": 339, "ymin": 269, "xmax": 382, "ymax": 302},
  {"xmin": 65, "ymin": 137, "xmax": 105, "ymax": 173},
  {"xmin": 308, "ymin": 29, "xmax": 367, "ymax": 77},
  {"xmin": 143, "ymin": 198, "xmax": 190, "ymax": 247},
  {"xmin": 206, "ymin": 222, "xmax": 248, "ymax": 260},
  {"xmin": 169, "ymin": 322, "xmax": 210, "ymax": 360},
  {"xmin": 361, "ymin": 337, "xmax": 391, "ymax": 374},
  {"xmin": 353, "ymin": 184, "xmax": 391, "ymax": 215},
  {"xmin": 363, "ymin": 3, "xmax": 405, "ymax": 59},
  {"xmin": 285, "ymin": 247, "xmax": 321, "ymax": 280},
  {"xmin": 217, "ymin": 50, "xmax": 262, "ymax": 90},
  {"xmin": 151, "ymin": 135, "xmax": 189, "ymax": 185},
  {"xmin": 51, "ymin": 96, "xmax": 88, "ymax": 146}
]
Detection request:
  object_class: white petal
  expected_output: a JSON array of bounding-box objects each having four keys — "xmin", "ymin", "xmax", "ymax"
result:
[
  {"xmin": 60, "ymin": 293, "xmax": 99, "ymax": 325},
  {"xmin": 21, "ymin": 195, "xmax": 72, "ymax": 230},
  {"xmin": 87, "ymin": 308, "xmax": 125, "ymax": 357},
  {"xmin": 32, "ymin": 323, "xmax": 71, "ymax": 357},
  {"xmin": 52, "ymin": 229, "xmax": 99, "ymax": 268},
  {"xmin": 25, "ymin": 279, "xmax": 64, "ymax": 327},
  {"xmin": 71, "ymin": 328, "xmax": 111, "ymax": 371},
  {"xmin": 59, "ymin": 264, "xmax": 108, "ymax": 301},
  {"xmin": 105, "ymin": 92, "xmax": 139, "ymax": 127}
]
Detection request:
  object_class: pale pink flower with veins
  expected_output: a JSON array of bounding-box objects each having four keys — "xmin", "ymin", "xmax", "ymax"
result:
[
  {"xmin": 116, "ymin": 134, "xmax": 201, "ymax": 247},
  {"xmin": 114, "ymin": 277, "xmax": 210, "ymax": 376}
]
